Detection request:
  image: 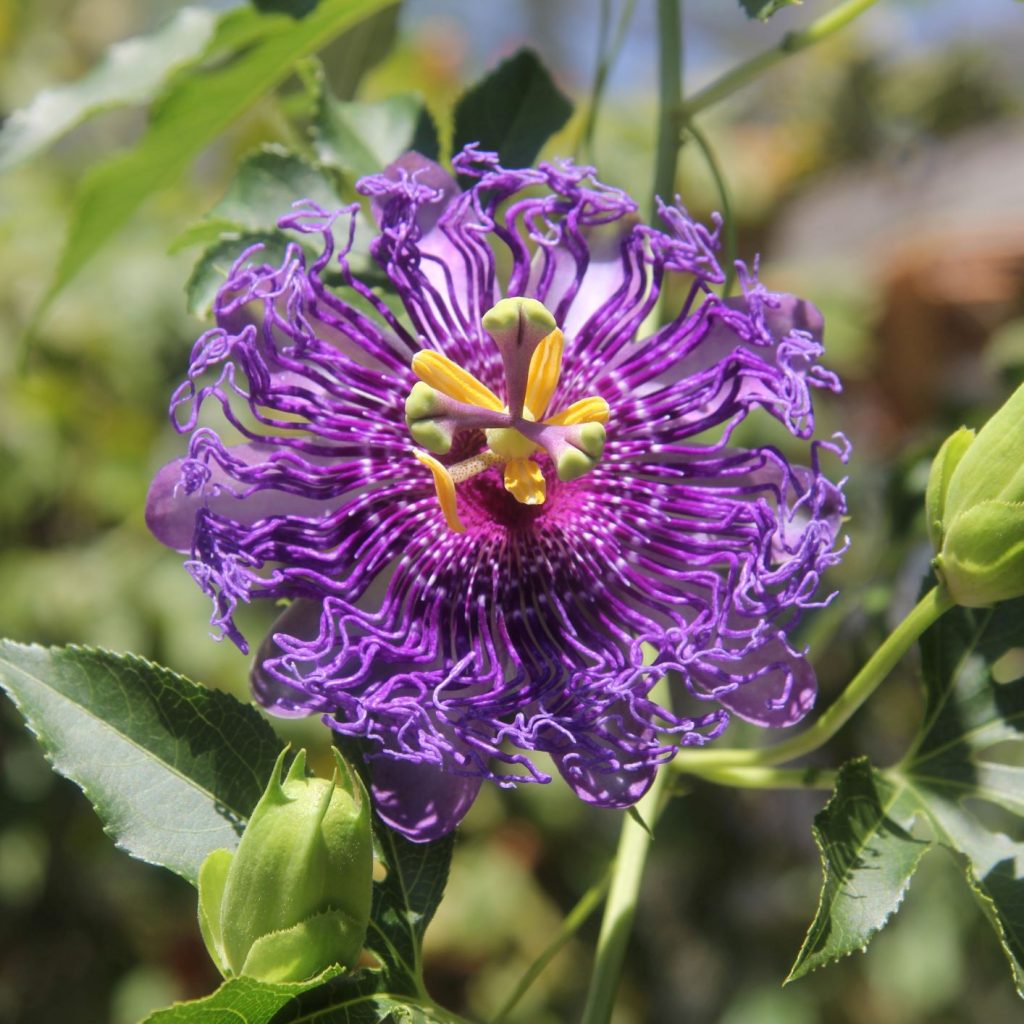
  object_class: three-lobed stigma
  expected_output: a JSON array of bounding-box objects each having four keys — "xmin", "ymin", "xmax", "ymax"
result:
[{"xmin": 404, "ymin": 297, "xmax": 609, "ymax": 532}]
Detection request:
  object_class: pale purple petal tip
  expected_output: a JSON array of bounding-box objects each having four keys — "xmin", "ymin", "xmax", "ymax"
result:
[
  {"xmin": 370, "ymin": 757, "xmax": 482, "ymax": 843},
  {"xmin": 551, "ymin": 751, "xmax": 658, "ymax": 808},
  {"xmin": 695, "ymin": 637, "xmax": 818, "ymax": 728}
]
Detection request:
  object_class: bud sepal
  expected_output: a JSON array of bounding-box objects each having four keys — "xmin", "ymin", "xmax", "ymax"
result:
[
  {"xmin": 196, "ymin": 747, "xmax": 373, "ymax": 983},
  {"xmin": 926, "ymin": 382, "xmax": 1024, "ymax": 607}
]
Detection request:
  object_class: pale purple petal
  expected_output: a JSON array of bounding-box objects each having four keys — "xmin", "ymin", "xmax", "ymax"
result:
[
  {"xmin": 689, "ymin": 636, "xmax": 818, "ymax": 728},
  {"xmin": 369, "ymin": 757, "xmax": 482, "ymax": 843},
  {"xmin": 145, "ymin": 445, "xmax": 332, "ymax": 553}
]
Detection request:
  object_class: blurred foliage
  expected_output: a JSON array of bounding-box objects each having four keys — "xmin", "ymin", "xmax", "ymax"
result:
[{"xmin": 1, "ymin": 1, "xmax": 1024, "ymax": 1022}]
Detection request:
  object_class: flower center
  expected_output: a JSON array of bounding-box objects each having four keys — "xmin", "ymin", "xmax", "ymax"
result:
[{"xmin": 404, "ymin": 297, "xmax": 610, "ymax": 532}]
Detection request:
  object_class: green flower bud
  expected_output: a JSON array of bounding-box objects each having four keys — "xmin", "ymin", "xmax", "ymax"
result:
[
  {"xmin": 197, "ymin": 748, "xmax": 373, "ymax": 983},
  {"xmin": 924, "ymin": 426, "xmax": 974, "ymax": 552},
  {"xmin": 927, "ymin": 382, "xmax": 1024, "ymax": 607},
  {"xmin": 939, "ymin": 501, "xmax": 1024, "ymax": 607}
]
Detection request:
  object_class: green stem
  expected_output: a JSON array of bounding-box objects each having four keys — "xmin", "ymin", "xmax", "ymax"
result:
[
  {"xmin": 578, "ymin": 0, "xmax": 636, "ymax": 161},
  {"xmin": 579, "ymin": 762, "xmax": 670, "ymax": 1024},
  {"xmin": 680, "ymin": 764, "xmax": 838, "ymax": 790},
  {"xmin": 491, "ymin": 866, "xmax": 612, "ymax": 1024},
  {"xmin": 651, "ymin": 0, "xmax": 683, "ymax": 219},
  {"xmin": 684, "ymin": 121, "xmax": 736, "ymax": 296},
  {"xmin": 672, "ymin": 585, "xmax": 955, "ymax": 772},
  {"xmin": 677, "ymin": 0, "xmax": 878, "ymax": 121}
]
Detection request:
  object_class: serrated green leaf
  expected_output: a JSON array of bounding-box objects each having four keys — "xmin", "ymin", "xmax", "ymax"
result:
[
  {"xmin": 0, "ymin": 7, "xmax": 216, "ymax": 174},
  {"xmin": 314, "ymin": 92, "xmax": 439, "ymax": 177},
  {"xmin": 172, "ymin": 145, "xmax": 347, "ymax": 255},
  {"xmin": 787, "ymin": 758, "xmax": 931, "ymax": 982},
  {"xmin": 144, "ymin": 968, "xmax": 449, "ymax": 1023},
  {"xmin": 738, "ymin": 0, "xmax": 802, "ymax": 19},
  {"xmin": 180, "ymin": 145, "xmax": 383, "ymax": 317},
  {"xmin": 170, "ymin": 217, "xmax": 250, "ymax": 255},
  {"xmin": 895, "ymin": 596, "xmax": 1024, "ymax": 993},
  {"xmin": 41, "ymin": 0, "xmax": 396, "ymax": 315},
  {"xmin": 452, "ymin": 49, "xmax": 572, "ymax": 181},
  {"xmin": 177, "ymin": 147, "xmax": 345, "ymax": 313},
  {"xmin": 366, "ymin": 822, "xmax": 454, "ymax": 995},
  {"xmin": 0, "ymin": 641, "xmax": 283, "ymax": 884},
  {"xmin": 792, "ymin": 596, "xmax": 1024, "ymax": 995},
  {"xmin": 204, "ymin": 145, "xmax": 348, "ymax": 232},
  {"xmin": 186, "ymin": 231, "xmax": 290, "ymax": 318}
]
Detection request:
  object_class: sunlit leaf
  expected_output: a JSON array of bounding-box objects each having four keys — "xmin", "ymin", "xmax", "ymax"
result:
[
  {"xmin": 0, "ymin": 7, "xmax": 216, "ymax": 174},
  {"xmin": 0, "ymin": 642, "xmax": 283, "ymax": 884},
  {"xmin": 367, "ymin": 821, "xmax": 455, "ymax": 995},
  {"xmin": 897, "ymin": 595, "xmax": 1024, "ymax": 992},
  {"xmin": 791, "ymin": 596, "xmax": 1024, "ymax": 994},
  {"xmin": 143, "ymin": 967, "xmax": 446, "ymax": 1023},
  {"xmin": 314, "ymin": 92, "xmax": 440, "ymax": 176},
  {"xmin": 177, "ymin": 146, "xmax": 380, "ymax": 316},
  {"xmin": 452, "ymin": 49, "xmax": 572, "ymax": 182},
  {"xmin": 185, "ymin": 231, "xmax": 291, "ymax": 318},
  {"xmin": 171, "ymin": 145, "xmax": 347, "ymax": 256},
  {"xmin": 42, "ymin": 0, "xmax": 396, "ymax": 314},
  {"xmin": 787, "ymin": 758, "xmax": 931, "ymax": 981}
]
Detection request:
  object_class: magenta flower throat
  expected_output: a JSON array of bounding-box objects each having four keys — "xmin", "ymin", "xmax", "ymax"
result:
[{"xmin": 146, "ymin": 146, "xmax": 847, "ymax": 841}]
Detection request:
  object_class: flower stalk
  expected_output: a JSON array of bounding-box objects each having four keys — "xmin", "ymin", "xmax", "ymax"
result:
[
  {"xmin": 676, "ymin": 0, "xmax": 879, "ymax": 122},
  {"xmin": 580, "ymin": 757, "xmax": 670, "ymax": 1024},
  {"xmin": 652, "ymin": 0, "xmax": 683, "ymax": 218}
]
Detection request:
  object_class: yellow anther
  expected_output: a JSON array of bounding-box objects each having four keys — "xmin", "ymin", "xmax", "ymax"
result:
[
  {"xmin": 545, "ymin": 396, "xmax": 610, "ymax": 426},
  {"xmin": 412, "ymin": 351, "xmax": 503, "ymax": 411},
  {"xmin": 504, "ymin": 458, "xmax": 546, "ymax": 505},
  {"xmin": 524, "ymin": 329, "xmax": 565, "ymax": 420},
  {"xmin": 413, "ymin": 450, "xmax": 466, "ymax": 533}
]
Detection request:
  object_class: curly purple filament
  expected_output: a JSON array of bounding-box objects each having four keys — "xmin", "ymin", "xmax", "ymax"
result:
[{"xmin": 146, "ymin": 146, "xmax": 848, "ymax": 841}]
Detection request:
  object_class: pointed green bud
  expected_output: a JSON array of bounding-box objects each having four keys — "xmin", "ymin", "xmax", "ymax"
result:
[
  {"xmin": 405, "ymin": 381, "xmax": 453, "ymax": 454},
  {"xmin": 197, "ymin": 748, "xmax": 373, "ymax": 983},
  {"xmin": 936, "ymin": 501, "xmax": 1024, "ymax": 607},
  {"xmin": 924, "ymin": 426, "xmax": 975, "ymax": 551},
  {"xmin": 943, "ymin": 382, "xmax": 1024, "ymax": 515},
  {"xmin": 556, "ymin": 422, "xmax": 606, "ymax": 481},
  {"xmin": 928, "ymin": 382, "xmax": 1024, "ymax": 607}
]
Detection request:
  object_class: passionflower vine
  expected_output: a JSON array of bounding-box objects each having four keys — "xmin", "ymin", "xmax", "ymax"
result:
[{"xmin": 146, "ymin": 145, "xmax": 847, "ymax": 842}]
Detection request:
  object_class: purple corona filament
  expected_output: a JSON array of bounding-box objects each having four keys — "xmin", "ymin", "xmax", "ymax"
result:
[{"xmin": 146, "ymin": 146, "xmax": 848, "ymax": 842}]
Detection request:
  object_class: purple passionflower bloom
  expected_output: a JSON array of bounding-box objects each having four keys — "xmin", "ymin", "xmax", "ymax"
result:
[{"xmin": 146, "ymin": 145, "xmax": 847, "ymax": 842}]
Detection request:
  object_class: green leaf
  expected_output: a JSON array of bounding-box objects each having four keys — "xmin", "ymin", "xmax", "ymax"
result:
[
  {"xmin": 314, "ymin": 92, "xmax": 440, "ymax": 177},
  {"xmin": 791, "ymin": 596, "xmax": 1024, "ymax": 994},
  {"xmin": 42, "ymin": 0, "xmax": 397, "ymax": 314},
  {"xmin": 185, "ymin": 231, "xmax": 291, "ymax": 318},
  {"xmin": 178, "ymin": 144, "xmax": 387, "ymax": 317},
  {"xmin": 738, "ymin": 0, "xmax": 803, "ymax": 19},
  {"xmin": 201, "ymin": 145, "xmax": 347, "ymax": 233},
  {"xmin": 787, "ymin": 758, "xmax": 931, "ymax": 982},
  {"xmin": 171, "ymin": 144, "xmax": 348, "ymax": 254},
  {"xmin": 144, "ymin": 968, "xmax": 446, "ymax": 1023},
  {"xmin": 452, "ymin": 49, "xmax": 572, "ymax": 179},
  {"xmin": 367, "ymin": 821, "xmax": 455, "ymax": 995},
  {"xmin": 0, "ymin": 7, "xmax": 216, "ymax": 174},
  {"xmin": 0, "ymin": 642, "xmax": 283, "ymax": 884},
  {"xmin": 895, "ymin": 596, "xmax": 1024, "ymax": 992}
]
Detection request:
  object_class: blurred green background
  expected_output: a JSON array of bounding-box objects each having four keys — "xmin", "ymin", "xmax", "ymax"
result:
[{"xmin": 2, "ymin": 0, "xmax": 1024, "ymax": 1021}]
